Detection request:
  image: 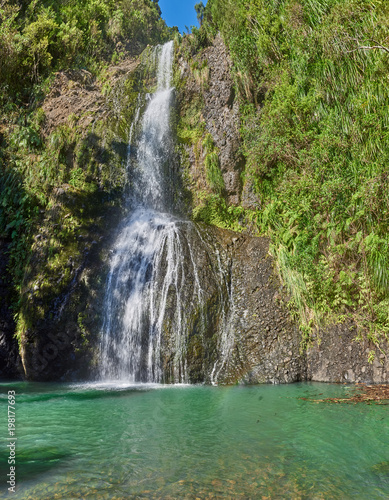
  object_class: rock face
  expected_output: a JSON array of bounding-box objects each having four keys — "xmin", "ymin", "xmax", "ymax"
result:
[
  {"xmin": 200, "ymin": 35, "xmax": 244, "ymax": 205},
  {"xmin": 2, "ymin": 41, "xmax": 387, "ymax": 385},
  {"xmin": 41, "ymin": 59, "xmax": 139, "ymax": 136},
  {"xmin": 198, "ymin": 227, "xmax": 305, "ymax": 384},
  {"xmin": 42, "ymin": 69, "xmax": 105, "ymax": 135},
  {"xmin": 100, "ymin": 222, "xmax": 305, "ymax": 385},
  {"xmin": 307, "ymin": 324, "xmax": 389, "ymax": 384},
  {"xmin": 223, "ymin": 232, "xmax": 305, "ymax": 384},
  {"xmin": 0, "ymin": 239, "xmax": 22, "ymax": 378},
  {"xmin": 176, "ymin": 34, "xmax": 252, "ymax": 207}
]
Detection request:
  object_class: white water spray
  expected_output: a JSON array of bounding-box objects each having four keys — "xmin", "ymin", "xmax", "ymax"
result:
[{"xmin": 100, "ymin": 42, "xmax": 201, "ymax": 382}]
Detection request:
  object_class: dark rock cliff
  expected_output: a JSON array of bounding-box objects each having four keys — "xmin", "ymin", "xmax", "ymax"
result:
[
  {"xmin": 0, "ymin": 239, "xmax": 22, "ymax": 378},
  {"xmin": 200, "ymin": 226, "xmax": 305, "ymax": 384},
  {"xmin": 195, "ymin": 34, "xmax": 244, "ymax": 206},
  {"xmin": 307, "ymin": 324, "xmax": 389, "ymax": 384}
]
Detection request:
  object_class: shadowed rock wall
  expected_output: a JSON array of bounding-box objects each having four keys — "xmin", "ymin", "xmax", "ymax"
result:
[
  {"xmin": 0, "ymin": 239, "xmax": 22, "ymax": 379},
  {"xmin": 195, "ymin": 226, "xmax": 305, "ymax": 384}
]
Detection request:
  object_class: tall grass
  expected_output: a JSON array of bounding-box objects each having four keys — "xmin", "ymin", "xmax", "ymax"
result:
[{"xmin": 205, "ymin": 0, "xmax": 389, "ymax": 344}]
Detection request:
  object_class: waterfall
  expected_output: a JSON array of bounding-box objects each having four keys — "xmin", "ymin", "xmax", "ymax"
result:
[
  {"xmin": 100, "ymin": 42, "xmax": 199, "ymax": 383},
  {"xmin": 99, "ymin": 41, "xmax": 235, "ymax": 384}
]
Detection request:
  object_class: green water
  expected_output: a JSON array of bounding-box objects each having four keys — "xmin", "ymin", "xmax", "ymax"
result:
[{"xmin": 1, "ymin": 382, "xmax": 388, "ymax": 499}]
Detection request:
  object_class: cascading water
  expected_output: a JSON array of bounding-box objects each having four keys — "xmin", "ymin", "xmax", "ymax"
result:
[
  {"xmin": 99, "ymin": 41, "xmax": 234, "ymax": 384},
  {"xmin": 100, "ymin": 42, "xmax": 201, "ymax": 383}
]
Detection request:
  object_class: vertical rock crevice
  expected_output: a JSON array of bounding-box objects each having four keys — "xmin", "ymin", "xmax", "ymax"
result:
[{"xmin": 175, "ymin": 34, "xmax": 251, "ymax": 209}]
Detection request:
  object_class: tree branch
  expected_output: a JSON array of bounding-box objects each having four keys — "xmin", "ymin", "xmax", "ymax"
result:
[
  {"xmin": 345, "ymin": 36, "xmax": 389, "ymax": 55},
  {"xmin": 346, "ymin": 44, "xmax": 389, "ymax": 54}
]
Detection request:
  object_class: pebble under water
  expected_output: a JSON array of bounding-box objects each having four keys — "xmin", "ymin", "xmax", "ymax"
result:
[{"xmin": 1, "ymin": 381, "xmax": 388, "ymax": 499}]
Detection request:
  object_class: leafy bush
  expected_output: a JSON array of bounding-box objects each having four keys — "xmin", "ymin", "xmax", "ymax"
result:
[
  {"xmin": 0, "ymin": 0, "xmax": 175, "ymax": 325},
  {"xmin": 0, "ymin": 0, "xmax": 173, "ymax": 103},
  {"xmin": 205, "ymin": 0, "xmax": 389, "ymax": 343}
]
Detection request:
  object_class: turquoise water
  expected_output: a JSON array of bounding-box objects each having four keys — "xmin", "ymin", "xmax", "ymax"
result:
[{"xmin": 1, "ymin": 382, "xmax": 388, "ymax": 499}]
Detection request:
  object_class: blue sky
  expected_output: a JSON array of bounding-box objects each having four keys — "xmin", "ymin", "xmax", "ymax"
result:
[{"xmin": 158, "ymin": 0, "xmax": 207, "ymax": 33}]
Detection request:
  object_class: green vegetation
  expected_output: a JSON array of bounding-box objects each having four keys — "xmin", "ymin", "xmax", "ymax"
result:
[
  {"xmin": 0, "ymin": 0, "xmax": 172, "ymax": 96},
  {"xmin": 201, "ymin": 0, "xmax": 389, "ymax": 346},
  {"xmin": 0, "ymin": 0, "xmax": 174, "ymax": 340},
  {"xmin": 195, "ymin": 2, "xmax": 206, "ymax": 27},
  {"xmin": 191, "ymin": 59, "xmax": 210, "ymax": 88},
  {"xmin": 202, "ymin": 134, "xmax": 224, "ymax": 193},
  {"xmin": 193, "ymin": 193, "xmax": 257, "ymax": 233}
]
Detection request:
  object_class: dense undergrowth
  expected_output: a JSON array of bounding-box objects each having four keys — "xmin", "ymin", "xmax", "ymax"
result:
[
  {"xmin": 0, "ymin": 0, "xmax": 173, "ymax": 337},
  {"xmin": 195, "ymin": 0, "xmax": 389, "ymax": 349}
]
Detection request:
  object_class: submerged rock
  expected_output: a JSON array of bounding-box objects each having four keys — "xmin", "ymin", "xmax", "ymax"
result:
[{"xmin": 371, "ymin": 461, "xmax": 389, "ymax": 476}]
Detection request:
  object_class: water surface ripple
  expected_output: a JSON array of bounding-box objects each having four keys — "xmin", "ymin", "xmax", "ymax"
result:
[{"xmin": 1, "ymin": 382, "xmax": 388, "ymax": 499}]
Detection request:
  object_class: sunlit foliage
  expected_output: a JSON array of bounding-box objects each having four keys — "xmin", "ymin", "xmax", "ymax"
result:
[{"xmin": 205, "ymin": 0, "xmax": 389, "ymax": 342}]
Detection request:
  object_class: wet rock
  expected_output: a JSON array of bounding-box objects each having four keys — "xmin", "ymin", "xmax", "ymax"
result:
[
  {"xmin": 0, "ymin": 239, "xmax": 22, "ymax": 379},
  {"xmin": 164, "ymin": 225, "xmax": 306, "ymax": 384}
]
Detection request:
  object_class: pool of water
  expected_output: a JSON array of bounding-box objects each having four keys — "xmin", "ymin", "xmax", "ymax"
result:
[{"xmin": 1, "ymin": 381, "xmax": 388, "ymax": 499}]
